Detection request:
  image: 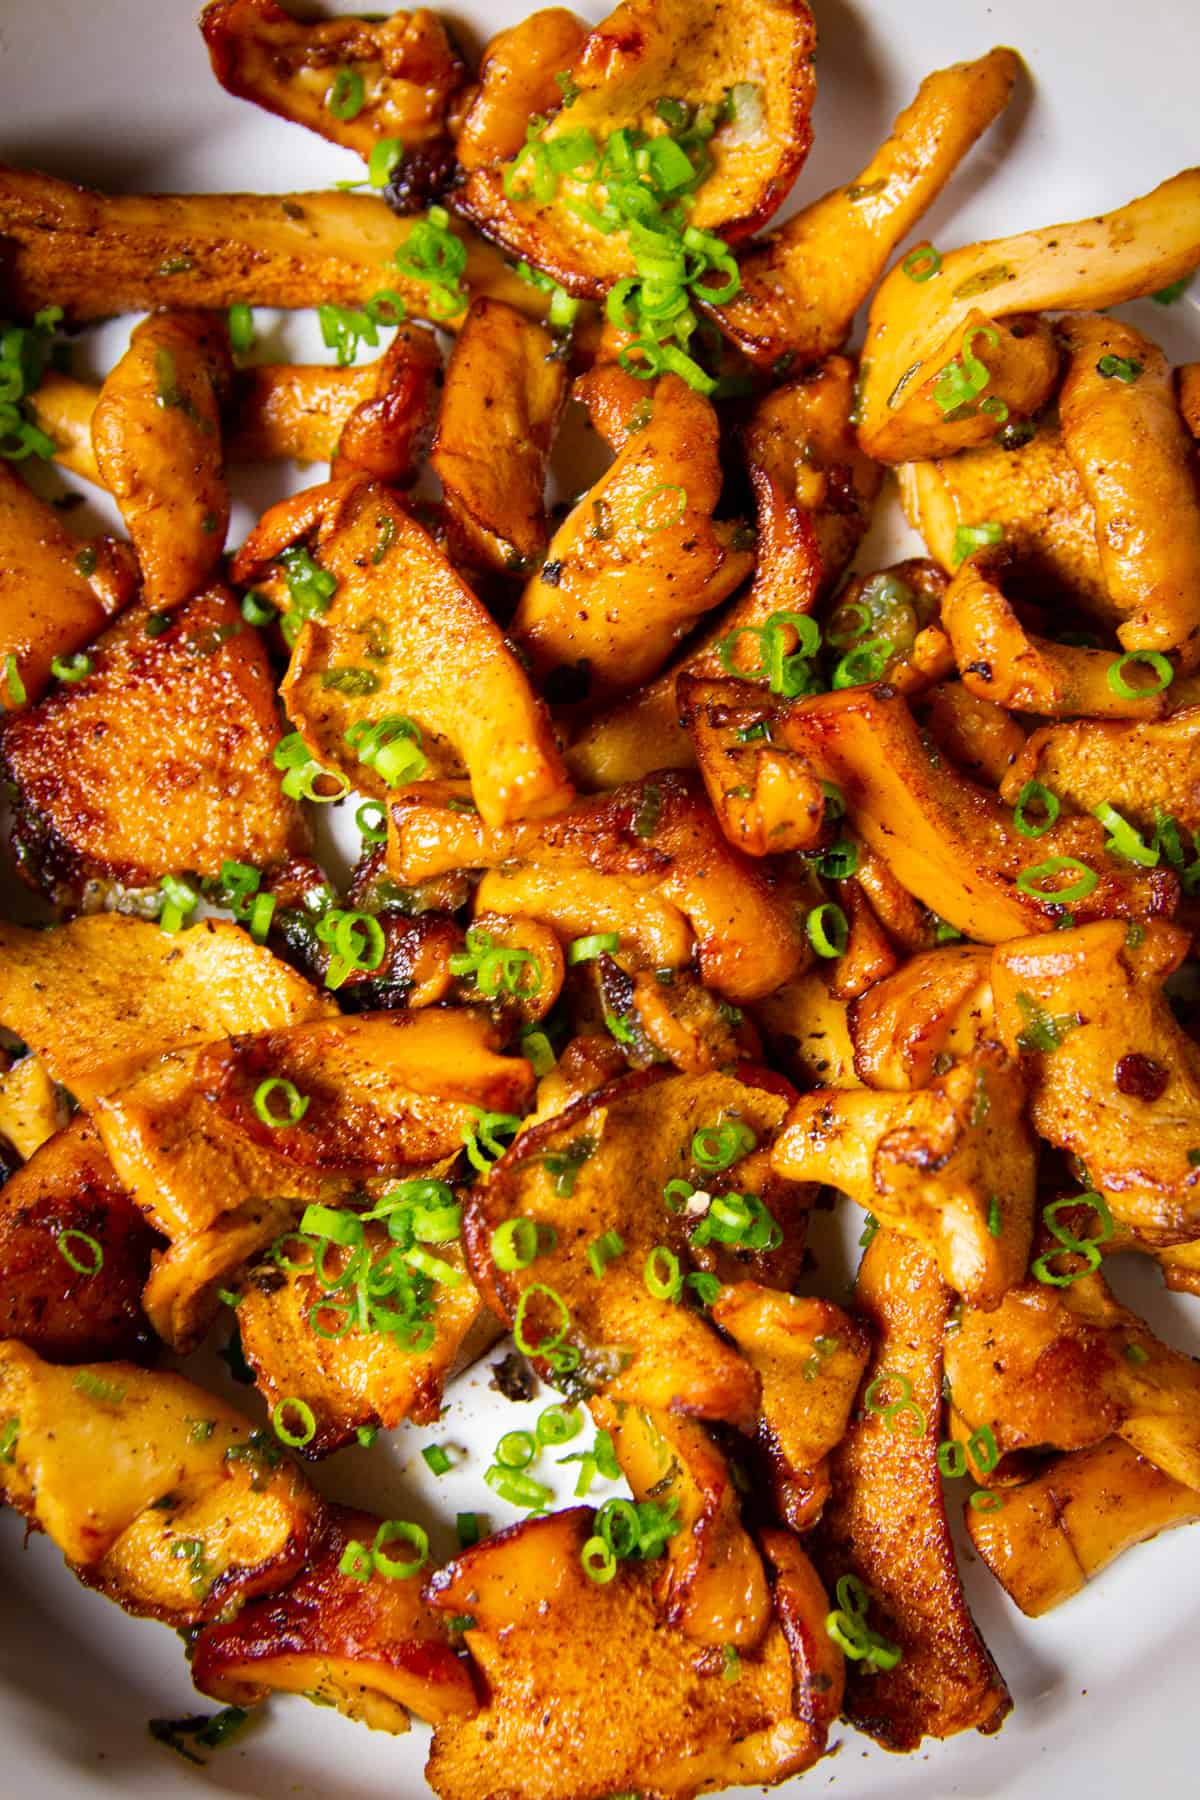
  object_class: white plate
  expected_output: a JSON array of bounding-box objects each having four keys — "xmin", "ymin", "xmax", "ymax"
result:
[{"xmin": 2, "ymin": 2, "xmax": 1199, "ymax": 1797}]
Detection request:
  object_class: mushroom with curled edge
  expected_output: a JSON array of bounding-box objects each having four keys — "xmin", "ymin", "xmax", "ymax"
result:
[
  {"xmin": 232, "ymin": 475, "xmax": 573, "ymax": 829},
  {"xmin": 1058, "ymin": 314, "xmax": 1200, "ymax": 672},
  {"xmin": 431, "ymin": 297, "xmax": 567, "ymax": 573},
  {"xmin": 710, "ymin": 1284, "xmax": 871, "ymax": 1531},
  {"xmin": 509, "ymin": 369, "xmax": 753, "ymax": 700},
  {"xmin": 777, "ymin": 685, "xmax": 1177, "ymax": 943},
  {"xmin": 944, "ymin": 1265, "xmax": 1200, "ymax": 1494},
  {"xmin": 941, "ymin": 547, "xmax": 1175, "ymax": 719},
  {"xmin": 990, "ymin": 920, "xmax": 1200, "ymax": 1245},
  {"xmin": 823, "ymin": 880, "xmax": 901, "ymax": 1004},
  {"xmin": 455, "ymin": 8, "xmax": 589, "ymax": 172},
  {"xmin": 451, "ymin": 0, "xmax": 817, "ymax": 296},
  {"xmin": 0, "ymin": 913, "xmax": 332, "ymax": 1109},
  {"xmin": 999, "ymin": 704, "xmax": 1200, "ymax": 838},
  {"xmin": 1, "ymin": 589, "xmax": 310, "ymax": 910},
  {"xmin": 848, "ymin": 944, "xmax": 994, "ymax": 1091},
  {"xmin": 422, "ymin": 1507, "xmax": 843, "ymax": 1800},
  {"xmin": 235, "ymin": 1220, "xmax": 494, "ymax": 1457},
  {"xmin": 0, "ymin": 1340, "xmax": 321, "ymax": 1627},
  {"xmin": 916, "ymin": 681, "xmax": 1027, "ymax": 789},
  {"xmin": 0, "ymin": 1117, "xmax": 159, "ymax": 1364},
  {"xmin": 589, "ymin": 1395, "xmax": 774, "ymax": 1649},
  {"xmin": 751, "ymin": 966, "xmax": 862, "ymax": 1090},
  {"xmin": 0, "ymin": 1053, "xmax": 66, "ymax": 1161},
  {"xmin": 587, "ymin": 954, "xmax": 764, "ymax": 1078},
  {"xmin": 967, "ymin": 1436, "xmax": 1200, "ymax": 1619},
  {"xmin": 678, "ymin": 674, "xmax": 828, "ymax": 857},
  {"xmin": 200, "ymin": 1, "xmax": 467, "ymax": 170},
  {"xmin": 0, "ymin": 165, "xmax": 543, "ymax": 328},
  {"xmin": 463, "ymin": 1065, "xmax": 810, "ymax": 1431},
  {"xmin": 192, "ymin": 1503, "xmax": 478, "ymax": 1733},
  {"xmin": 771, "ymin": 1045, "xmax": 1034, "ymax": 1308},
  {"xmin": 387, "ymin": 772, "xmax": 809, "ymax": 1005},
  {"xmin": 811, "ymin": 1228, "xmax": 1011, "ymax": 1752},
  {"xmin": 709, "ymin": 49, "xmax": 1020, "ymax": 370},
  {"xmin": 567, "ymin": 357, "xmax": 880, "ymax": 789},
  {"xmin": 857, "ymin": 167, "xmax": 1200, "ymax": 463},
  {"xmin": 0, "ymin": 463, "xmax": 135, "ymax": 715},
  {"xmin": 898, "ymin": 419, "xmax": 1114, "ymax": 620},
  {"xmin": 30, "ymin": 326, "xmax": 442, "ymax": 488},
  {"xmin": 90, "ymin": 310, "xmax": 232, "ymax": 612}
]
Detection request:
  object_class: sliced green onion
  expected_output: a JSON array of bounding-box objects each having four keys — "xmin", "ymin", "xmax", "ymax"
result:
[
  {"xmin": 1015, "ymin": 858, "xmax": 1097, "ymax": 903},
  {"xmin": 513, "ymin": 1282, "xmax": 571, "ymax": 1359},
  {"xmin": 50, "ymin": 652, "xmax": 92, "ymax": 683},
  {"xmin": 568, "ymin": 931, "xmax": 620, "ymax": 964},
  {"xmin": 902, "ymin": 243, "xmax": 942, "ymax": 282},
  {"xmin": 936, "ymin": 1438, "xmax": 967, "ymax": 1479},
  {"xmin": 55, "ymin": 1228, "xmax": 103, "ymax": 1275},
  {"xmin": 356, "ymin": 800, "xmax": 388, "ymax": 845},
  {"xmin": 632, "ymin": 482, "xmax": 687, "ymax": 533},
  {"xmin": 581, "ymin": 1535, "xmax": 618, "ymax": 1582},
  {"xmin": 327, "ymin": 66, "xmax": 366, "ymax": 121},
  {"xmin": 490, "ymin": 1218, "xmax": 540, "ymax": 1272},
  {"xmin": 953, "ymin": 521, "xmax": 1004, "ymax": 566},
  {"xmin": 831, "ymin": 638, "xmax": 892, "ymax": 689},
  {"xmin": 73, "ymin": 1370, "xmax": 125, "ymax": 1405},
  {"xmin": 463, "ymin": 1107, "xmax": 521, "ymax": 1174},
  {"xmin": 1032, "ymin": 1192, "xmax": 1114, "ymax": 1286},
  {"xmin": 484, "ymin": 1465, "xmax": 554, "ymax": 1509},
  {"xmin": 587, "ymin": 1228, "xmax": 625, "ymax": 1279},
  {"xmin": 3, "ymin": 654, "xmax": 27, "ymax": 705},
  {"xmin": 1013, "ymin": 780, "xmax": 1060, "ymax": 838},
  {"xmin": 969, "ymin": 1488, "xmax": 1005, "ymax": 1512},
  {"xmin": 536, "ymin": 1404, "xmax": 581, "ymax": 1446},
  {"xmin": 1096, "ymin": 354, "xmax": 1142, "ymax": 382},
  {"xmin": 272, "ymin": 1397, "xmax": 316, "ymax": 1447},
  {"xmin": 339, "ymin": 1539, "xmax": 373, "ymax": 1581},
  {"xmin": 1107, "ymin": 650, "xmax": 1173, "ymax": 699},
  {"xmin": 227, "ymin": 303, "xmax": 255, "ymax": 355},
  {"xmin": 692, "ymin": 1119, "xmax": 756, "ymax": 1170},
  {"xmin": 456, "ymin": 1511, "xmax": 480, "ymax": 1547},
  {"xmin": 644, "ymin": 1246, "xmax": 682, "ymax": 1301},
  {"xmin": 520, "ymin": 1028, "xmax": 556, "ymax": 1078},
  {"xmin": 495, "ymin": 1429, "xmax": 537, "ymax": 1471},
  {"xmin": 367, "ymin": 138, "xmax": 403, "ymax": 188},
  {"xmin": 816, "ymin": 839, "xmax": 859, "ymax": 880},
  {"xmin": 252, "ymin": 1077, "xmax": 310, "ymax": 1129},
  {"xmin": 806, "ymin": 903, "xmax": 849, "ymax": 958},
  {"xmin": 373, "ymin": 1518, "xmax": 428, "ymax": 1578},
  {"xmin": 685, "ymin": 1270, "xmax": 721, "ymax": 1307},
  {"xmin": 1093, "ymin": 801, "xmax": 1160, "ymax": 867}
]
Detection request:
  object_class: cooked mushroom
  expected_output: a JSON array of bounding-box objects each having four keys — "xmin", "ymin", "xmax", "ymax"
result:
[
  {"xmin": 710, "ymin": 48, "xmax": 1020, "ymax": 369},
  {"xmin": 811, "ymin": 1228, "xmax": 1011, "ymax": 1750}
]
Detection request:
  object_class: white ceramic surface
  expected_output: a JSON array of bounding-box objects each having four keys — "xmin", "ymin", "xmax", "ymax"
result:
[{"xmin": 1, "ymin": 1, "xmax": 1199, "ymax": 1796}]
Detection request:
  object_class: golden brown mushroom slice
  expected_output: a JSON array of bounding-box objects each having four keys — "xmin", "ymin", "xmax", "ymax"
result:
[
  {"xmin": 772, "ymin": 1047, "xmax": 1035, "ymax": 1308},
  {"xmin": 90, "ymin": 310, "xmax": 232, "ymax": 611},
  {"xmin": 968, "ymin": 1437, "xmax": 1200, "ymax": 1618},
  {"xmin": 37, "ymin": 328, "xmax": 441, "ymax": 488},
  {"xmin": 0, "ymin": 1117, "xmax": 157, "ymax": 1363},
  {"xmin": 778, "ymin": 686, "xmax": 1177, "ymax": 942},
  {"xmin": 199, "ymin": 1008, "xmax": 535, "ymax": 1177},
  {"xmin": 947, "ymin": 1266, "xmax": 1200, "ymax": 1492},
  {"xmin": 456, "ymin": 10, "xmax": 589, "ymax": 171},
  {"xmin": 0, "ymin": 164, "xmax": 540, "ymax": 326},
  {"xmin": 192, "ymin": 1504, "xmax": 477, "ymax": 1732},
  {"xmin": 849, "ymin": 945, "xmax": 994, "ymax": 1090},
  {"xmin": 1058, "ymin": 313, "xmax": 1200, "ymax": 670},
  {"xmin": 710, "ymin": 48, "xmax": 1020, "ymax": 368},
  {"xmin": 0, "ymin": 1054, "xmax": 67, "ymax": 1160},
  {"xmin": 857, "ymin": 167, "xmax": 1200, "ymax": 462},
  {"xmin": 990, "ymin": 920, "xmax": 1200, "ymax": 1244},
  {"xmin": 566, "ymin": 356, "xmax": 879, "ymax": 788},
  {"xmin": 510, "ymin": 369, "xmax": 752, "ymax": 699},
  {"xmin": 1, "ymin": 588, "xmax": 307, "ymax": 907},
  {"xmin": 233, "ymin": 475, "xmax": 573, "ymax": 828},
  {"xmin": 898, "ymin": 419, "xmax": 1112, "ymax": 617},
  {"xmin": 916, "ymin": 680, "xmax": 1027, "ymax": 789},
  {"xmin": 1000, "ymin": 705, "xmax": 1200, "ymax": 837},
  {"xmin": 751, "ymin": 967, "xmax": 861, "ymax": 1090},
  {"xmin": 0, "ymin": 913, "xmax": 330, "ymax": 1106},
  {"xmin": 590, "ymin": 1396, "xmax": 772, "ymax": 1648},
  {"xmin": 812, "ymin": 1228, "xmax": 1011, "ymax": 1751},
  {"xmin": 201, "ymin": 1, "xmax": 467, "ymax": 162},
  {"xmin": 464, "ymin": 1066, "xmax": 806, "ymax": 1430},
  {"xmin": 617, "ymin": 965, "xmax": 764, "ymax": 1077},
  {"xmin": 236, "ymin": 1222, "xmax": 490, "ymax": 1456},
  {"xmin": 453, "ymin": 0, "xmax": 817, "ymax": 296},
  {"xmin": 387, "ymin": 772, "xmax": 807, "ymax": 1003},
  {"xmin": 0, "ymin": 463, "xmax": 134, "ymax": 713},
  {"xmin": 0, "ymin": 1341, "xmax": 321, "ymax": 1626},
  {"xmin": 711, "ymin": 1286, "xmax": 870, "ymax": 1531},
  {"xmin": 431, "ymin": 296, "xmax": 568, "ymax": 572},
  {"xmin": 941, "ymin": 548, "xmax": 1172, "ymax": 720},
  {"xmin": 423, "ymin": 1507, "xmax": 842, "ymax": 1800},
  {"xmin": 678, "ymin": 673, "xmax": 827, "ymax": 856}
]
